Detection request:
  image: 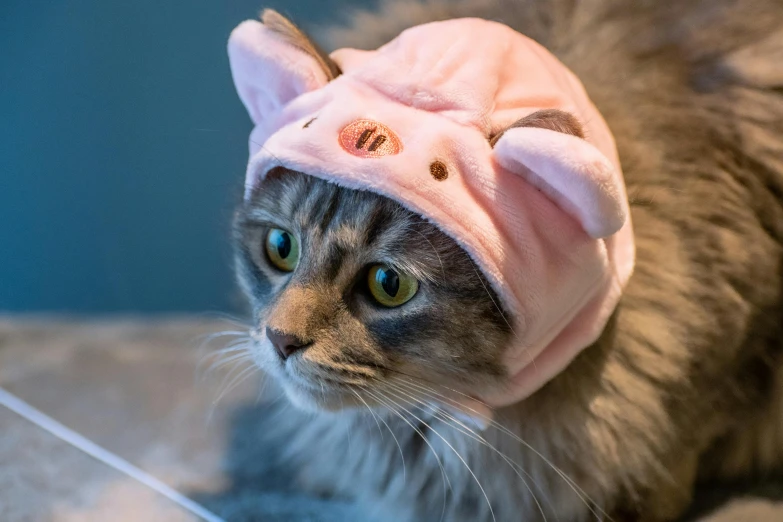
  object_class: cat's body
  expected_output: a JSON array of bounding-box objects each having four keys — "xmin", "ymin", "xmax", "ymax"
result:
[{"xmin": 231, "ymin": 1, "xmax": 783, "ymax": 520}]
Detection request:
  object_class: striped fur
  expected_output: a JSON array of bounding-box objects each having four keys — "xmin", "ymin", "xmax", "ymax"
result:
[
  {"xmin": 234, "ymin": 168, "xmax": 511, "ymax": 412},
  {"xmin": 231, "ymin": 2, "xmax": 783, "ymax": 520}
]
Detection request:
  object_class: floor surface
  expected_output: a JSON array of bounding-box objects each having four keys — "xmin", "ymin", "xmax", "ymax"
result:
[{"xmin": 0, "ymin": 317, "xmax": 780, "ymax": 521}]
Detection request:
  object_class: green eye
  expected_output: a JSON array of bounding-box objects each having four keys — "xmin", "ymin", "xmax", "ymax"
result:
[
  {"xmin": 265, "ymin": 228, "xmax": 299, "ymax": 272},
  {"xmin": 368, "ymin": 265, "xmax": 419, "ymax": 307}
]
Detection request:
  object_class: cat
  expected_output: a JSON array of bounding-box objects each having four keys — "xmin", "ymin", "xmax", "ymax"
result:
[{"xmin": 229, "ymin": 2, "xmax": 783, "ymax": 521}]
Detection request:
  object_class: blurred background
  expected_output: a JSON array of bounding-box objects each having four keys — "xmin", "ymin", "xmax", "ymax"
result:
[
  {"xmin": 0, "ymin": 0, "xmax": 368, "ymax": 314},
  {"xmin": 0, "ymin": 4, "xmax": 380, "ymax": 519}
]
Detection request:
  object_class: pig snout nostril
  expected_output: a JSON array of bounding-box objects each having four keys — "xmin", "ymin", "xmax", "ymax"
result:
[{"xmin": 265, "ymin": 327, "xmax": 311, "ymax": 360}]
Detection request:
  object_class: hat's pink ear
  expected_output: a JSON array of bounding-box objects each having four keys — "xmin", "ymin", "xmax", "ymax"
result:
[
  {"xmin": 228, "ymin": 19, "xmax": 329, "ymax": 125},
  {"xmin": 493, "ymin": 127, "xmax": 628, "ymax": 238}
]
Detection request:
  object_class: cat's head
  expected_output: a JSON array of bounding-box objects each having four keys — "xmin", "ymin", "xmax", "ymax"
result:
[
  {"xmin": 233, "ymin": 167, "xmax": 511, "ymax": 412},
  {"xmin": 228, "ymin": 11, "xmax": 633, "ymax": 415}
]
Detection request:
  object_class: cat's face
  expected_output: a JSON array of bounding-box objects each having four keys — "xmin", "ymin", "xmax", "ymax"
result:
[{"xmin": 233, "ymin": 168, "xmax": 511, "ymax": 412}]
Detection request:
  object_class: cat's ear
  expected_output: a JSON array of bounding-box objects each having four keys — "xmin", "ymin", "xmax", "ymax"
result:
[
  {"xmin": 228, "ymin": 10, "xmax": 339, "ymax": 125},
  {"xmin": 492, "ymin": 125, "xmax": 628, "ymax": 238}
]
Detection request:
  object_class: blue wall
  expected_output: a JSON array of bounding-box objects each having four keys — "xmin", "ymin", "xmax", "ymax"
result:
[{"xmin": 0, "ymin": 1, "xmax": 355, "ymax": 313}]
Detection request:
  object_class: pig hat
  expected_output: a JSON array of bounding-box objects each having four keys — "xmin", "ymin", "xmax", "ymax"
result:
[{"xmin": 228, "ymin": 16, "xmax": 635, "ymax": 418}]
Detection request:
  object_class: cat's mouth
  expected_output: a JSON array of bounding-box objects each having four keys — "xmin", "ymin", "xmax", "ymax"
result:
[
  {"xmin": 280, "ymin": 368, "xmax": 364, "ymax": 411},
  {"xmin": 249, "ymin": 329, "xmax": 378, "ymax": 411},
  {"xmin": 266, "ymin": 352, "xmax": 369, "ymax": 411}
]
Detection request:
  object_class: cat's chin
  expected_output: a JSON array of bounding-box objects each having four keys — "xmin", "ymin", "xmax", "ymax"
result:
[{"xmin": 280, "ymin": 379, "xmax": 353, "ymax": 413}]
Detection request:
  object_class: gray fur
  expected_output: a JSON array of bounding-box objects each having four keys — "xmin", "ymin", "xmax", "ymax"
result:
[
  {"xmin": 231, "ymin": 2, "xmax": 783, "ymax": 520},
  {"xmin": 234, "ymin": 168, "xmax": 511, "ymax": 412}
]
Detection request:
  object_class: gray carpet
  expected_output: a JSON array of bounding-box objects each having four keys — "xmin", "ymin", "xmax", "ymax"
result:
[{"xmin": 0, "ymin": 317, "xmax": 780, "ymax": 521}]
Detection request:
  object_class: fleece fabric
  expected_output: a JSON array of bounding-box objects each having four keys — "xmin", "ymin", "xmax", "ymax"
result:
[{"xmin": 228, "ymin": 17, "xmax": 635, "ymax": 419}]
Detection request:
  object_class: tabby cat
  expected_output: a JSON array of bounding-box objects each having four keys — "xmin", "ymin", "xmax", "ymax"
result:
[{"xmin": 230, "ymin": 1, "xmax": 783, "ymax": 520}]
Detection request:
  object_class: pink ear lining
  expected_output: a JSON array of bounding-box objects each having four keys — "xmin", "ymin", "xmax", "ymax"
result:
[
  {"xmin": 493, "ymin": 127, "xmax": 628, "ymax": 239},
  {"xmin": 228, "ymin": 20, "xmax": 328, "ymax": 125}
]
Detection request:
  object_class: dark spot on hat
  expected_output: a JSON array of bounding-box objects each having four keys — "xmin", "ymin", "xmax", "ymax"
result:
[
  {"xmin": 430, "ymin": 161, "xmax": 448, "ymax": 181},
  {"xmin": 303, "ymin": 117, "xmax": 317, "ymax": 129}
]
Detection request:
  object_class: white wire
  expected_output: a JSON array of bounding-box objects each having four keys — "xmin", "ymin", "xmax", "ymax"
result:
[{"xmin": 0, "ymin": 387, "xmax": 226, "ymax": 522}]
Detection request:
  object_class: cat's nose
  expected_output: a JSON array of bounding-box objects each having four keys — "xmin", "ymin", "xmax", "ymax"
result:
[{"xmin": 266, "ymin": 327, "xmax": 311, "ymax": 360}]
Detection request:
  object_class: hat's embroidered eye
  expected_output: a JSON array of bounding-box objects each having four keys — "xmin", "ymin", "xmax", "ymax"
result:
[
  {"xmin": 367, "ymin": 264, "xmax": 419, "ymax": 307},
  {"xmin": 265, "ymin": 228, "xmax": 300, "ymax": 272},
  {"xmin": 430, "ymin": 161, "xmax": 448, "ymax": 181}
]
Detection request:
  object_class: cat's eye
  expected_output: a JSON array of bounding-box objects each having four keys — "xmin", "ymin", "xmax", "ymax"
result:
[
  {"xmin": 367, "ymin": 265, "xmax": 418, "ymax": 307},
  {"xmin": 265, "ymin": 228, "xmax": 299, "ymax": 272}
]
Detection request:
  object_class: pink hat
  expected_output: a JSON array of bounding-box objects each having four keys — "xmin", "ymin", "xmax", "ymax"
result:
[{"xmin": 228, "ymin": 17, "xmax": 635, "ymax": 419}]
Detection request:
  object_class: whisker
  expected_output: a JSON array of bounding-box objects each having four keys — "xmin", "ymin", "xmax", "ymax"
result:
[
  {"xmin": 195, "ymin": 330, "xmax": 248, "ymax": 344},
  {"xmin": 205, "ymin": 361, "xmax": 256, "ymax": 423},
  {"xmin": 254, "ymin": 371, "xmax": 273, "ymax": 405},
  {"xmin": 205, "ymin": 350, "xmax": 253, "ymax": 372},
  {"xmin": 349, "ymin": 388, "xmax": 383, "ymax": 438},
  {"xmin": 196, "ymin": 335, "xmax": 251, "ymax": 374},
  {"xmin": 193, "ymin": 312, "xmax": 252, "ymax": 329},
  {"xmin": 386, "ymin": 380, "xmax": 552, "ymax": 522},
  {"xmin": 206, "ymin": 341, "xmax": 252, "ymax": 356},
  {"xmin": 370, "ymin": 386, "xmax": 497, "ymax": 522},
  {"xmin": 393, "ymin": 378, "xmax": 609, "ymax": 521},
  {"xmin": 362, "ymin": 387, "xmax": 448, "ymax": 522},
  {"xmin": 339, "ymin": 392, "xmax": 355, "ymax": 460},
  {"xmin": 468, "ymin": 264, "xmax": 538, "ymax": 376},
  {"xmin": 196, "ymin": 344, "xmax": 253, "ymax": 385},
  {"xmin": 469, "ymin": 265, "xmax": 518, "ymax": 342},
  {"xmin": 195, "ymin": 332, "xmax": 248, "ymax": 361},
  {"xmin": 349, "ymin": 388, "xmax": 407, "ymax": 483},
  {"xmin": 209, "ymin": 354, "xmax": 247, "ymax": 396},
  {"xmin": 212, "ymin": 363, "xmax": 258, "ymax": 407}
]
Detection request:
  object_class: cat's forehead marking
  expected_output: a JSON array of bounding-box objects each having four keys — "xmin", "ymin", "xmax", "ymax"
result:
[{"xmin": 338, "ymin": 119, "xmax": 402, "ymax": 158}]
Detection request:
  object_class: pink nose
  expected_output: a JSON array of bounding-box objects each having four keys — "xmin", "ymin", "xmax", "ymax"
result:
[{"xmin": 266, "ymin": 327, "xmax": 311, "ymax": 360}]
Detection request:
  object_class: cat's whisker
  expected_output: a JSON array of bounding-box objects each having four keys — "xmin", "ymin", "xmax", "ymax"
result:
[
  {"xmin": 387, "ymin": 379, "xmax": 596, "ymax": 519},
  {"xmin": 373, "ymin": 366, "xmax": 496, "ymax": 409},
  {"xmin": 391, "ymin": 376, "xmax": 610, "ymax": 522},
  {"xmin": 205, "ymin": 359, "xmax": 252, "ymax": 422},
  {"xmin": 384, "ymin": 380, "xmax": 552, "ymax": 522},
  {"xmin": 194, "ymin": 311, "xmax": 253, "ymax": 330},
  {"xmin": 208, "ymin": 341, "xmax": 251, "ymax": 356},
  {"xmin": 336, "ymin": 392, "xmax": 353, "ymax": 458},
  {"xmin": 212, "ymin": 362, "xmax": 258, "ymax": 407},
  {"xmin": 196, "ymin": 336, "xmax": 251, "ymax": 370},
  {"xmin": 362, "ymin": 388, "xmax": 451, "ymax": 490},
  {"xmin": 349, "ymin": 387, "xmax": 408, "ymax": 482},
  {"xmin": 195, "ymin": 329, "xmax": 248, "ymax": 344},
  {"xmin": 204, "ymin": 348, "xmax": 253, "ymax": 372},
  {"xmin": 265, "ymin": 393, "xmax": 291, "ymax": 424},
  {"xmin": 469, "ymin": 264, "xmax": 518, "ymax": 340},
  {"xmin": 197, "ymin": 347, "xmax": 253, "ymax": 386},
  {"xmin": 255, "ymin": 371, "xmax": 272, "ymax": 405},
  {"xmin": 369, "ymin": 387, "xmax": 497, "ymax": 522},
  {"xmin": 469, "ymin": 262, "xmax": 538, "ymax": 372},
  {"xmin": 194, "ymin": 332, "xmax": 250, "ymax": 368},
  {"xmin": 208, "ymin": 353, "xmax": 253, "ymax": 376},
  {"xmin": 209, "ymin": 335, "xmax": 252, "ymax": 349},
  {"xmin": 348, "ymin": 388, "xmax": 383, "ymax": 438},
  {"xmin": 362, "ymin": 387, "xmax": 449, "ymax": 522}
]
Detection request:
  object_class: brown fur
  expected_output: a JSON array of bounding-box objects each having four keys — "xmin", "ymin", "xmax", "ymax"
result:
[
  {"xmin": 231, "ymin": 2, "xmax": 783, "ymax": 521},
  {"xmin": 261, "ymin": 9, "xmax": 342, "ymax": 80},
  {"xmin": 489, "ymin": 109, "xmax": 585, "ymax": 146}
]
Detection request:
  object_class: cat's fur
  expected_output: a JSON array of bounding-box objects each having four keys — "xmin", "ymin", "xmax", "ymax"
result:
[{"xmin": 231, "ymin": 1, "xmax": 783, "ymax": 520}]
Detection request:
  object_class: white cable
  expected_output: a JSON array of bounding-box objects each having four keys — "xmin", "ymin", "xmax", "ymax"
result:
[{"xmin": 0, "ymin": 386, "xmax": 226, "ymax": 522}]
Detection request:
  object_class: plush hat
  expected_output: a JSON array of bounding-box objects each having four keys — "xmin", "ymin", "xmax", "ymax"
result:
[{"xmin": 228, "ymin": 16, "xmax": 635, "ymax": 422}]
